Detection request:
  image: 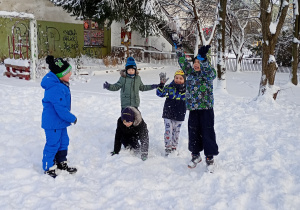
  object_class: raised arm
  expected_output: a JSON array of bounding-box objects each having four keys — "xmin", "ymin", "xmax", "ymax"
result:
[{"xmin": 176, "ymin": 49, "xmax": 194, "ymax": 75}]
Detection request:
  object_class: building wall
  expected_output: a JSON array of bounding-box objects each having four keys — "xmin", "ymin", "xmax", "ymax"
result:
[
  {"xmin": 37, "ymin": 20, "xmax": 84, "ymax": 58},
  {"xmin": 0, "ymin": 0, "xmax": 82, "ymax": 24},
  {"xmin": 0, "ymin": 17, "xmax": 111, "ymax": 59},
  {"xmin": 0, "ymin": 17, "xmax": 31, "ymax": 60},
  {"xmin": 111, "ymin": 21, "xmax": 172, "ymax": 53},
  {"xmin": 111, "ymin": 21, "xmax": 123, "ymax": 47},
  {"xmin": 0, "ymin": 2, "xmax": 113, "ymax": 60}
]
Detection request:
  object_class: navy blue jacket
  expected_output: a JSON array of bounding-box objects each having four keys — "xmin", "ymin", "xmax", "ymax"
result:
[
  {"xmin": 156, "ymin": 81, "xmax": 186, "ymax": 121},
  {"xmin": 41, "ymin": 71, "xmax": 76, "ymax": 129}
]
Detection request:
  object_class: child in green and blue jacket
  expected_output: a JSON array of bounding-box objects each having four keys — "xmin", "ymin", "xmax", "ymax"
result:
[{"xmin": 176, "ymin": 45, "xmax": 219, "ymax": 169}]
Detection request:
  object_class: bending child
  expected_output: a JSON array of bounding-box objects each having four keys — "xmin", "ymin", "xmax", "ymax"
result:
[
  {"xmin": 156, "ymin": 70, "xmax": 186, "ymax": 156},
  {"xmin": 111, "ymin": 106, "xmax": 149, "ymax": 161}
]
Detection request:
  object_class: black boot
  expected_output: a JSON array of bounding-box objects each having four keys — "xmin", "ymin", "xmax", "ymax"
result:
[
  {"xmin": 44, "ymin": 165, "xmax": 57, "ymax": 178},
  {"xmin": 57, "ymin": 161, "xmax": 77, "ymax": 174}
]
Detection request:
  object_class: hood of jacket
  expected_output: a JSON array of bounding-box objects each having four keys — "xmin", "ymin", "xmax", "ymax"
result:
[
  {"xmin": 41, "ymin": 71, "xmax": 61, "ymax": 90},
  {"xmin": 120, "ymin": 69, "xmax": 139, "ymax": 78},
  {"xmin": 126, "ymin": 106, "xmax": 142, "ymax": 126}
]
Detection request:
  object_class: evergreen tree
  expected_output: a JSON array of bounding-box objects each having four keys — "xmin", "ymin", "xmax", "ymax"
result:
[{"xmin": 49, "ymin": 0, "xmax": 164, "ymax": 37}]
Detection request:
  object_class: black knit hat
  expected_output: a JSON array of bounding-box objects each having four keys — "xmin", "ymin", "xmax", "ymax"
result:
[
  {"xmin": 121, "ymin": 107, "xmax": 135, "ymax": 122},
  {"xmin": 46, "ymin": 55, "xmax": 72, "ymax": 78}
]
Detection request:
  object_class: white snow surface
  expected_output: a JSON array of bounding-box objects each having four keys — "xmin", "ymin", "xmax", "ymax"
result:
[
  {"xmin": 0, "ymin": 10, "xmax": 34, "ymax": 19},
  {"xmin": 0, "ymin": 61, "xmax": 300, "ymax": 210},
  {"xmin": 4, "ymin": 58, "xmax": 30, "ymax": 67}
]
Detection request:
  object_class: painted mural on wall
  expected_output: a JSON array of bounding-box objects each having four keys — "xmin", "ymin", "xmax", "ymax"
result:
[
  {"xmin": 37, "ymin": 21, "xmax": 83, "ymax": 58},
  {"xmin": 8, "ymin": 21, "xmax": 30, "ymax": 59},
  {"xmin": 0, "ymin": 18, "xmax": 30, "ymax": 61},
  {"xmin": 0, "ymin": 17, "xmax": 110, "ymax": 60}
]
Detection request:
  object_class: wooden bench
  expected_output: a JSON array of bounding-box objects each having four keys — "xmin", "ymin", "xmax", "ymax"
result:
[{"xmin": 4, "ymin": 64, "xmax": 30, "ymax": 80}]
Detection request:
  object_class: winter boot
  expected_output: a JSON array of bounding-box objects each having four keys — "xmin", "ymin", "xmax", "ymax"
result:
[
  {"xmin": 44, "ymin": 165, "xmax": 57, "ymax": 178},
  {"xmin": 206, "ymin": 156, "xmax": 215, "ymax": 173},
  {"xmin": 188, "ymin": 154, "xmax": 202, "ymax": 168},
  {"xmin": 165, "ymin": 148, "xmax": 172, "ymax": 157},
  {"xmin": 57, "ymin": 161, "xmax": 77, "ymax": 174}
]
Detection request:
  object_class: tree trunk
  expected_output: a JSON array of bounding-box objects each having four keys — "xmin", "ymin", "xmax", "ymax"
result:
[
  {"xmin": 217, "ymin": 0, "xmax": 227, "ymax": 90},
  {"xmin": 259, "ymin": 0, "xmax": 289, "ymax": 100},
  {"xmin": 291, "ymin": 0, "xmax": 299, "ymax": 85},
  {"xmin": 259, "ymin": 45, "xmax": 278, "ymax": 97},
  {"xmin": 235, "ymin": 53, "xmax": 243, "ymax": 72}
]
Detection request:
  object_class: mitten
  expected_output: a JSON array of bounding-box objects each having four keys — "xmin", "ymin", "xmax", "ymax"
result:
[
  {"xmin": 111, "ymin": 151, "xmax": 118, "ymax": 156},
  {"xmin": 198, "ymin": 45, "xmax": 211, "ymax": 61},
  {"xmin": 159, "ymin": 72, "xmax": 169, "ymax": 84},
  {"xmin": 73, "ymin": 118, "xmax": 77, "ymax": 125},
  {"xmin": 103, "ymin": 81, "xmax": 110, "ymax": 89},
  {"xmin": 141, "ymin": 154, "xmax": 148, "ymax": 161},
  {"xmin": 171, "ymin": 34, "xmax": 182, "ymax": 49}
]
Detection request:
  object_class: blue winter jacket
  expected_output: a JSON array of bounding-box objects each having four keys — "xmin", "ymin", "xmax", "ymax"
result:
[
  {"xmin": 41, "ymin": 71, "xmax": 76, "ymax": 129},
  {"xmin": 156, "ymin": 81, "xmax": 186, "ymax": 121}
]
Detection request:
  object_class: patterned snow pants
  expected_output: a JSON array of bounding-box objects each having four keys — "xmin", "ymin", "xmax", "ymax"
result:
[{"xmin": 164, "ymin": 118, "xmax": 183, "ymax": 149}]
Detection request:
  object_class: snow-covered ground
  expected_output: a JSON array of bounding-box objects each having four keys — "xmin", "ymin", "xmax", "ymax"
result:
[{"xmin": 0, "ymin": 61, "xmax": 300, "ymax": 210}]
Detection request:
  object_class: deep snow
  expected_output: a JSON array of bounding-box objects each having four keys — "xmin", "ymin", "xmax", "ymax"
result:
[{"xmin": 0, "ymin": 61, "xmax": 299, "ymax": 210}]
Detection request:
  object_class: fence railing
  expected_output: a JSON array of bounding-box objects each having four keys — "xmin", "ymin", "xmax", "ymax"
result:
[{"xmin": 122, "ymin": 47, "xmax": 299, "ymax": 73}]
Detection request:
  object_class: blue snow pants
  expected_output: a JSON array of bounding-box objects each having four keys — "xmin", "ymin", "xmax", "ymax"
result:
[
  {"xmin": 188, "ymin": 109, "xmax": 219, "ymax": 157},
  {"xmin": 42, "ymin": 128, "xmax": 69, "ymax": 171}
]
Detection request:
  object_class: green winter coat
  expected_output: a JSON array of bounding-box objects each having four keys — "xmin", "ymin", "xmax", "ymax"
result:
[
  {"xmin": 107, "ymin": 70, "xmax": 154, "ymax": 108},
  {"xmin": 176, "ymin": 50, "xmax": 216, "ymax": 111}
]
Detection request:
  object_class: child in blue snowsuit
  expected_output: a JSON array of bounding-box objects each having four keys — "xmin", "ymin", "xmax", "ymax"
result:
[
  {"xmin": 156, "ymin": 70, "xmax": 186, "ymax": 156},
  {"xmin": 41, "ymin": 55, "xmax": 77, "ymax": 178}
]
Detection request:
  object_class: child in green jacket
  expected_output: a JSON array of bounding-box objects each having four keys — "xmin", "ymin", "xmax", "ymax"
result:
[{"xmin": 103, "ymin": 57, "xmax": 158, "ymax": 111}]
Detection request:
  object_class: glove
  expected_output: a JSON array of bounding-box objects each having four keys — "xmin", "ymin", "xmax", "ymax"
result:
[
  {"xmin": 171, "ymin": 33, "xmax": 182, "ymax": 49},
  {"xmin": 73, "ymin": 118, "xmax": 77, "ymax": 125},
  {"xmin": 198, "ymin": 45, "xmax": 211, "ymax": 61},
  {"xmin": 103, "ymin": 81, "xmax": 110, "ymax": 89},
  {"xmin": 151, "ymin": 84, "xmax": 159, "ymax": 89},
  {"xmin": 141, "ymin": 154, "xmax": 148, "ymax": 161},
  {"xmin": 111, "ymin": 151, "xmax": 118, "ymax": 156},
  {"xmin": 159, "ymin": 72, "xmax": 169, "ymax": 84}
]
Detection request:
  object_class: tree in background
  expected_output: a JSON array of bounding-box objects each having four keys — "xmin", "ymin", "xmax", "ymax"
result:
[
  {"xmin": 216, "ymin": 0, "xmax": 227, "ymax": 91},
  {"xmin": 226, "ymin": 0, "xmax": 258, "ymax": 72},
  {"xmin": 275, "ymin": 29, "xmax": 293, "ymax": 67},
  {"xmin": 49, "ymin": 0, "xmax": 165, "ymax": 57},
  {"xmin": 160, "ymin": 0, "xmax": 219, "ymax": 56},
  {"xmin": 259, "ymin": 0, "xmax": 289, "ymax": 100},
  {"xmin": 291, "ymin": 0, "xmax": 300, "ymax": 85}
]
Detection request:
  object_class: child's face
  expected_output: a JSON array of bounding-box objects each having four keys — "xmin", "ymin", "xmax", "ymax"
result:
[
  {"xmin": 174, "ymin": 75, "xmax": 185, "ymax": 84},
  {"xmin": 123, "ymin": 120, "xmax": 133, "ymax": 127},
  {"xmin": 60, "ymin": 71, "xmax": 72, "ymax": 82},
  {"xmin": 127, "ymin": 68, "xmax": 135, "ymax": 75},
  {"xmin": 193, "ymin": 60, "xmax": 201, "ymax": 71}
]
